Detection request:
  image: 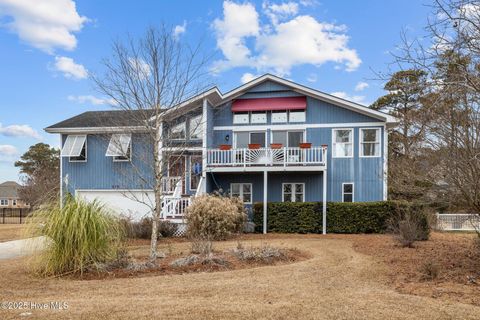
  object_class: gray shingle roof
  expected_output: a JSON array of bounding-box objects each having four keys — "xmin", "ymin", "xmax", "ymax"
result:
[
  {"xmin": 45, "ymin": 109, "xmax": 158, "ymax": 130},
  {"xmin": 0, "ymin": 181, "xmax": 20, "ymax": 198}
]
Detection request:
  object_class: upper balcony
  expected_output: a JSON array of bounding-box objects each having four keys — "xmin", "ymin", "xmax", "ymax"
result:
[{"xmin": 206, "ymin": 145, "xmax": 327, "ymax": 172}]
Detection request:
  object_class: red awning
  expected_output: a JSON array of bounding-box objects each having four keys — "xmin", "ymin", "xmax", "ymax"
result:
[{"xmin": 231, "ymin": 96, "xmax": 306, "ymax": 112}]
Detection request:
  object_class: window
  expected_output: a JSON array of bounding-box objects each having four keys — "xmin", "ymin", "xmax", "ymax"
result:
[
  {"xmin": 342, "ymin": 183, "xmax": 354, "ymax": 202},
  {"xmin": 271, "ymin": 131, "xmax": 304, "ymax": 147},
  {"xmin": 272, "ymin": 111, "xmax": 287, "ymax": 123},
  {"xmin": 230, "ymin": 183, "xmax": 252, "ymax": 204},
  {"xmin": 189, "ymin": 115, "xmax": 203, "ymax": 140},
  {"xmin": 12, "ymin": 199, "xmax": 17, "ymax": 206},
  {"xmin": 0, "ymin": 199, "xmax": 8, "ymax": 206},
  {"xmin": 61, "ymin": 135, "xmax": 87, "ymax": 162},
  {"xmin": 169, "ymin": 122, "xmax": 186, "ymax": 139},
  {"xmin": 106, "ymin": 134, "xmax": 132, "ymax": 162},
  {"xmin": 289, "ymin": 110, "xmax": 306, "ymax": 123},
  {"xmin": 360, "ymin": 128, "xmax": 380, "ymax": 157},
  {"xmin": 235, "ymin": 132, "xmax": 249, "ymax": 148},
  {"xmin": 251, "ymin": 112, "xmax": 267, "ymax": 124},
  {"xmin": 250, "ymin": 132, "xmax": 266, "ymax": 147},
  {"xmin": 333, "ymin": 129, "xmax": 353, "ymax": 158},
  {"xmin": 233, "ymin": 112, "xmax": 249, "ymax": 124},
  {"xmin": 282, "ymin": 183, "xmax": 305, "ymax": 202},
  {"xmin": 190, "ymin": 155, "xmax": 202, "ymax": 190}
]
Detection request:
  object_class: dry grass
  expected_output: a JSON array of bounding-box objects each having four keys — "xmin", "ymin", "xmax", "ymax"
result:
[
  {"xmin": 0, "ymin": 234, "xmax": 479, "ymax": 319},
  {"xmin": 0, "ymin": 224, "xmax": 26, "ymax": 242}
]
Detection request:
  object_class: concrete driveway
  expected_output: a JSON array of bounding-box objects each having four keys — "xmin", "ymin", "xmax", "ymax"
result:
[{"xmin": 0, "ymin": 236, "xmax": 46, "ymax": 260}]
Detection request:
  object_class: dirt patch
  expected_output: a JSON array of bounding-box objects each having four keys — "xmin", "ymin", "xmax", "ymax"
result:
[
  {"xmin": 350, "ymin": 232, "xmax": 480, "ymax": 305},
  {"xmin": 0, "ymin": 224, "xmax": 26, "ymax": 242}
]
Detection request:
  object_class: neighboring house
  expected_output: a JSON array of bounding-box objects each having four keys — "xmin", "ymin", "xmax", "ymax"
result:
[
  {"xmin": 0, "ymin": 181, "xmax": 30, "ymax": 208},
  {"xmin": 45, "ymin": 74, "xmax": 397, "ymax": 233}
]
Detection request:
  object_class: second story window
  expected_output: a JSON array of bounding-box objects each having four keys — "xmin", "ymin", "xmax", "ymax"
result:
[
  {"xmin": 271, "ymin": 111, "xmax": 287, "ymax": 123},
  {"xmin": 0, "ymin": 199, "xmax": 8, "ymax": 206},
  {"xmin": 360, "ymin": 128, "xmax": 380, "ymax": 157},
  {"xmin": 61, "ymin": 135, "xmax": 87, "ymax": 162},
  {"xmin": 333, "ymin": 129, "xmax": 353, "ymax": 158},
  {"xmin": 289, "ymin": 110, "xmax": 306, "ymax": 123},
  {"xmin": 169, "ymin": 122, "xmax": 186, "ymax": 139},
  {"xmin": 106, "ymin": 134, "xmax": 132, "ymax": 162},
  {"xmin": 250, "ymin": 111, "xmax": 267, "ymax": 124},
  {"xmin": 233, "ymin": 112, "xmax": 249, "ymax": 124},
  {"xmin": 189, "ymin": 115, "xmax": 203, "ymax": 140}
]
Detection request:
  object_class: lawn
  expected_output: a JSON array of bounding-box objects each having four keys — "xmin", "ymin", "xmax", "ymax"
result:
[
  {"xmin": 0, "ymin": 224, "xmax": 26, "ymax": 242},
  {"xmin": 0, "ymin": 233, "xmax": 479, "ymax": 319}
]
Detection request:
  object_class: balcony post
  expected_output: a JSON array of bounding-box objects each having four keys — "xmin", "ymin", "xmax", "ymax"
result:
[{"xmin": 263, "ymin": 170, "xmax": 268, "ymax": 234}]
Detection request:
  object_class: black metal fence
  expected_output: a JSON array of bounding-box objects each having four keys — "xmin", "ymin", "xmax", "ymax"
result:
[{"xmin": 0, "ymin": 208, "xmax": 32, "ymax": 224}]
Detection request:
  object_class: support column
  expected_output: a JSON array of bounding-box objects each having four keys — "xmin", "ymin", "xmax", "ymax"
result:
[
  {"xmin": 263, "ymin": 170, "xmax": 268, "ymax": 234},
  {"xmin": 201, "ymin": 98, "xmax": 208, "ymax": 193},
  {"xmin": 322, "ymin": 169, "xmax": 327, "ymax": 235}
]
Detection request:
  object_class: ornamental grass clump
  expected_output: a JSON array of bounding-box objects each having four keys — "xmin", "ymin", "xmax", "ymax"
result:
[
  {"xmin": 186, "ymin": 195, "xmax": 246, "ymax": 241},
  {"xmin": 26, "ymin": 195, "xmax": 125, "ymax": 276}
]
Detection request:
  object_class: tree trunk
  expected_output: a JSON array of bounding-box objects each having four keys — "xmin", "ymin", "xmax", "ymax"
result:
[{"xmin": 150, "ymin": 122, "xmax": 163, "ymax": 262}]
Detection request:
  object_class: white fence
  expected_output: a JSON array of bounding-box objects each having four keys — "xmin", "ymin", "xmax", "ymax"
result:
[
  {"xmin": 436, "ymin": 213, "xmax": 480, "ymax": 231},
  {"xmin": 207, "ymin": 146, "xmax": 327, "ymax": 167}
]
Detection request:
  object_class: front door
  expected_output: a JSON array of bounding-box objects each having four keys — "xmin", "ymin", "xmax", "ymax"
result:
[{"xmin": 168, "ymin": 155, "xmax": 186, "ymax": 194}]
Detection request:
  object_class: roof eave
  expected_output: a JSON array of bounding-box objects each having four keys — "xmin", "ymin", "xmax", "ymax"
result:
[{"xmin": 44, "ymin": 126, "xmax": 149, "ymax": 134}]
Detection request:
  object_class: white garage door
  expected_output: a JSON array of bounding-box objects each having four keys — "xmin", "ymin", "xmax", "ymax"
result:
[{"xmin": 76, "ymin": 190, "xmax": 154, "ymax": 221}]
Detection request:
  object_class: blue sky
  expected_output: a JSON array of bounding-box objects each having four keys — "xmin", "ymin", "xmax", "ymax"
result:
[{"xmin": 0, "ymin": 0, "xmax": 431, "ymax": 182}]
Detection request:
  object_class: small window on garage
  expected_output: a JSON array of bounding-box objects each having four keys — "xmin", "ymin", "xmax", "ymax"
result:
[{"xmin": 342, "ymin": 183, "xmax": 354, "ymax": 202}]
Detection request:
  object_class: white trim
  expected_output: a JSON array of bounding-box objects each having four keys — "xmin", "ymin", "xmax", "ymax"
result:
[
  {"xmin": 342, "ymin": 182, "xmax": 354, "ymax": 203},
  {"xmin": 45, "ymin": 126, "xmax": 147, "ymax": 134},
  {"xmin": 201, "ymin": 98, "xmax": 208, "ymax": 190},
  {"xmin": 75, "ymin": 189, "xmax": 153, "ymax": 193},
  {"xmin": 230, "ymin": 183, "xmax": 253, "ymax": 204},
  {"xmin": 113, "ymin": 142, "xmax": 132, "ymax": 162},
  {"xmin": 213, "ymin": 122, "xmax": 383, "ymax": 131},
  {"xmin": 332, "ymin": 128, "xmax": 354, "ymax": 158},
  {"xmin": 281, "ymin": 182, "xmax": 305, "ymax": 202},
  {"xmin": 383, "ymin": 124, "xmax": 388, "ymax": 201},
  {"xmin": 59, "ymin": 135, "xmax": 63, "ymax": 204},
  {"xmin": 359, "ymin": 128, "xmax": 381, "ymax": 158},
  {"xmin": 68, "ymin": 135, "xmax": 88, "ymax": 163},
  {"xmin": 206, "ymin": 166, "xmax": 326, "ymax": 173}
]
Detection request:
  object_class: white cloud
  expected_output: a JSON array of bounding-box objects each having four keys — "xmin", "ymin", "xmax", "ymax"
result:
[
  {"xmin": 0, "ymin": 145, "xmax": 18, "ymax": 156},
  {"xmin": 330, "ymin": 91, "xmax": 366, "ymax": 104},
  {"xmin": 128, "ymin": 57, "xmax": 151, "ymax": 79},
  {"xmin": 263, "ymin": 1, "xmax": 298, "ymax": 24},
  {"xmin": 240, "ymin": 72, "xmax": 258, "ymax": 83},
  {"xmin": 68, "ymin": 95, "xmax": 117, "ymax": 106},
  {"xmin": 354, "ymin": 81, "xmax": 369, "ymax": 91},
  {"xmin": 0, "ymin": 123, "xmax": 41, "ymax": 139},
  {"xmin": 0, "ymin": 0, "xmax": 88, "ymax": 53},
  {"xmin": 307, "ymin": 73, "xmax": 317, "ymax": 83},
  {"xmin": 173, "ymin": 21, "xmax": 187, "ymax": 38},
  {"xmin": 212, "ymin": 1, "xmax": 361, "ymax": 76},
  {"xmin": 53, "ymin": 56, "xmax": 87, "ymax": 79}
]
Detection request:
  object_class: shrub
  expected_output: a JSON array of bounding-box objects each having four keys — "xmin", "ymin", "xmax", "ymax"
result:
[
  {"xmin": 121, "ymin": 217, "xmax": 177, "ymax": 239},
  {"xmin": 232, "ymin": 244, "xmax": 287, "ymax": 263},
  {"xmin": 26, "ymin": 196, "xmax": 124, "ymax": 276},
  {"xmin": 253, "ymin": 200, "xmax": 431, "ymax": 236},
  {"xmin": 186, "ymin": 195, "xmax": 247, "ymax": 240},
  {"xmin": 420, "ymin": 260, "xmax": 440, "ymax": 280},
  {"xmin": 388, "ymin": 202, "xmax": 432, "ymax": 246}
]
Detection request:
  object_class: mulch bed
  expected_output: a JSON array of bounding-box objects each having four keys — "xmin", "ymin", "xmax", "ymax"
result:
[{"xmin": 351, "ymin": 232, "xmax": 480, "ymax": 305}]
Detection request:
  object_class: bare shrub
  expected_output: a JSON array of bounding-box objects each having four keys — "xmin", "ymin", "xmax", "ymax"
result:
[
  {"xmin": 170, "ymin": 254, "xmax": 228, "ymax": 268},
  {"xmin": 186, "ymin": 195, "xmax": 247, "ymax": 241},
  {"xmin": 389, "ymin": 203, "xmax": 431, "ymax": 247},
  {"xmin": 121, "ymin": 217, "xmax": 177, "ymax": 239},
  {"xmin": 420, "ymin": 260, "xmax": 440, "ymax": 281},
  {"xmin": 232, "ymin": 244, "xmax": 287, "ymax": 263},
  {"xmin": 191, "ymin": 239, "xmax": 213, "ymax": 255}
]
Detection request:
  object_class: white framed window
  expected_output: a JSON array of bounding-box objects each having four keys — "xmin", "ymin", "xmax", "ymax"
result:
[
  {"xmin": 12, "ymin": 199, "xmax": 17, "ymax": 206},
  {"xmin": 342, "ymin": 183, "xmax": 354, "ymax": 202},
  {"xmin": 282, "ymin": 183, "xmax": 305, "ymax": 202},
  {"xmin": 271, "ymin": 131, "xmax": 304, "ymax": 147},
  {"xmin": 106, "ymin": 134, "xmax": 132, "ymax": 162},
  {"xmin": 332, "ymin": 129, "xmax": 353, "ymax": 158},
  {"xmin": 0, "ymin": 199, "xmax": 8, "ymax": 206},
  {"xmin": 233, "ymin": 112, "xmax": 249, "ymax": 124},
  {"xmin": 250, "ymin": 111, "xmax": 267, "ymax": 124},
  {"xmin": 189, "ymin": 115, "xmax": 203, "ymax": 140},
  {"xmin": 271, "ymin": 111, "xmax": 287, "ymax": 123},
  {"xmin": 234, "ymin": 131, "xmax": 266, "ymax": 148},
  {"xmin": 169, "ymin": 122, "xmax": 186, "ymax": 139},
  {"xmin": 289, "ymin": 110, "xmax": 306, "ymax": 123},
  {"xmin": 61, "ymin": 135, "xmax": 87, "ymax": 162},
  {"xmin": 230, "ymin": 183, "xmax": 252, "ymax": 204},
  {"xmin": 360, "ymin": 128, "xmax": 381, "ymax": 157}
]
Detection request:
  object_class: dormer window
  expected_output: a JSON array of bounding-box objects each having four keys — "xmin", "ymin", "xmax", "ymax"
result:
[
  {"xmin": 169, "ymin": 122, "xmax": 186, "ymax": 139},
  {"xmin": 61, "ymin": 135, "xmax": 87, "ymax": 162},
  {"xmin": 106, "ymin": 134, "xmax": 132, "ymax": 162},
  {"xmin": 233, "ymin": 112, "xmax": 249, "ymax": 124}
]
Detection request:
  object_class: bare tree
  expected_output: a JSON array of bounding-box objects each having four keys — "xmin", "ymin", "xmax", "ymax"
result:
[{"xmin": 93, "ymin": 26, "xmax": 210, "ymax": 262}]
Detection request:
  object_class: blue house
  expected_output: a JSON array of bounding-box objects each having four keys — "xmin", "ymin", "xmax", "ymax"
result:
[{"xmin": 45, "ymin": 74, "xmax": 397, "ymax": 233}]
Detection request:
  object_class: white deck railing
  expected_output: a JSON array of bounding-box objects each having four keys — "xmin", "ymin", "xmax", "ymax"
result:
[
  {"xmin": 436, "ymin": 213, "xmax": 480, "ymax": 231},
  {"xmin": 161, "ymin": 176, "xmax": 181, "ymax": 194},
  {"xmin": 207, "ymin": 146, "xmax": 327, "ymax": 167}
]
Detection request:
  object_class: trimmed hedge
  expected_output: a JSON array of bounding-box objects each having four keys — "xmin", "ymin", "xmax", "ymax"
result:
[{"xmin": 253, "ymin": 201, "xmax": 429, "ymax": 234}]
